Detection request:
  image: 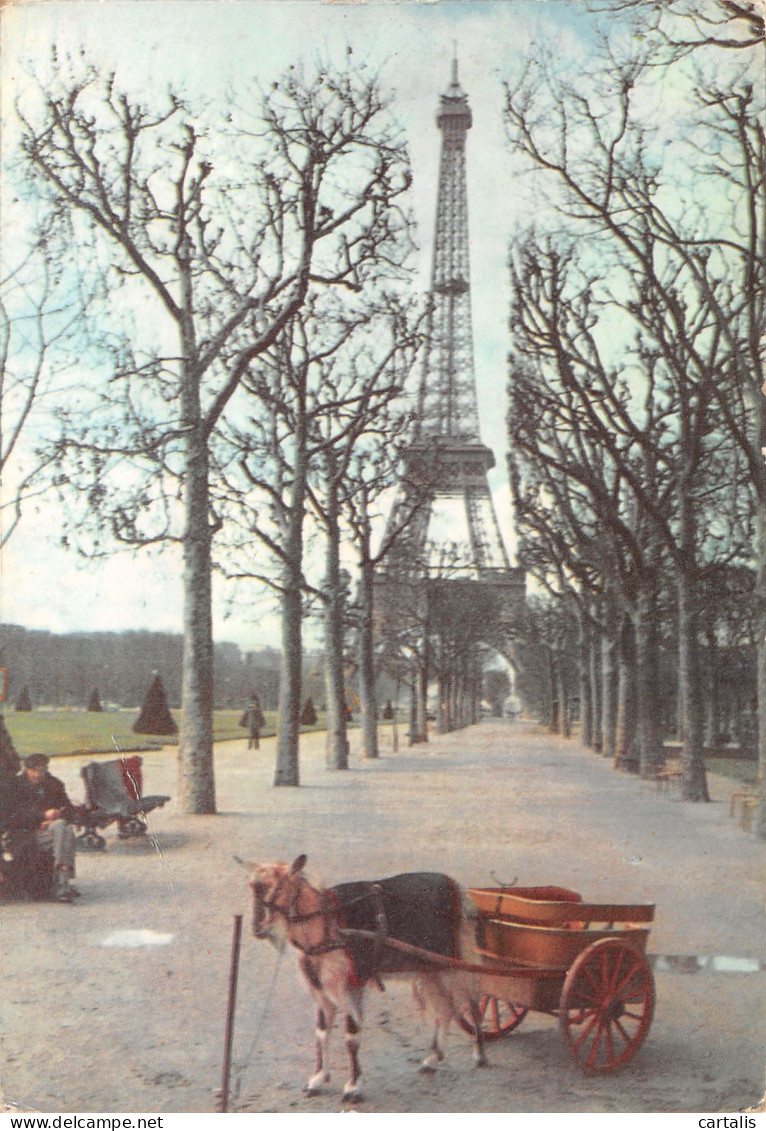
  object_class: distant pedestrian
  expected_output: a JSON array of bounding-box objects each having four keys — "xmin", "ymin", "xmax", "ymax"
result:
[{"xmin": 240, "ymin": 700, "xmax": 266, "ymax": 750}]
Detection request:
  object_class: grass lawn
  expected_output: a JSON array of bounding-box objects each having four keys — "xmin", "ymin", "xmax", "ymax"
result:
[
  {"xmin": 1, "ymin": 708, "xmax": 278, "ymax": 758},
  {"xmin": 706, "ymin": 757, "xmax": 758, "ymax": 784}
]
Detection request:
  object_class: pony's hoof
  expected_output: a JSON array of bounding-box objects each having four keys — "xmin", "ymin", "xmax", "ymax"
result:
[
  {"xmin": 342, "ymin": 1090, "xmax": 364, "ymax": 1105},
  {"xmin": 304, "ymin": 1073, "xmax": 329, "ymax": 1096},
  {"xmin": 419, "ymin": 1064, "xmax": 437, "ymax": 1075},
  {"xmin": 474, "ymin": 1058, "xmax": 491, "ymax": 1069}
]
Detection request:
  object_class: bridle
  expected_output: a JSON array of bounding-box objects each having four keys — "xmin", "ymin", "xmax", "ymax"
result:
[
  {"xmin": 252, "ymin": 871, "xmax": 388, "ymax": 961},
  {"xmin": 252, "ymin": 871, "xmax": 345, "ymax": 955}
]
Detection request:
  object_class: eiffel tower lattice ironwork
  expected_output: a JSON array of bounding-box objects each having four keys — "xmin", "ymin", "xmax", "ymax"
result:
[{"xmin": 388, "ymin": 59, "xmax": 524, "ymax": 591}]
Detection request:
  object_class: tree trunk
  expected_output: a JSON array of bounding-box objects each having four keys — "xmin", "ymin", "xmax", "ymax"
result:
[
  {"xmin": 615, "ymin": 614, "xmax": 638, "ymax": 772},
  {"xmin": 273, "ymin": 449, "xmax": 308, "ymax": 787},
  {"xmin": 412, "ymin": 596, "xmax": 430, "ymax": 743},
  {"xmin": 454, "ymin": 666, "xmax": 465, "ymax": 728},
  {"xmin": 177, "ymin": 358, "xmax": 216, "ymax": 813},
  {"xmin": 601, "ymin": 627, "xmax": 618, "ymax": 759},
  {"xmin": 415, "ymin": 653, "xmax": 429, "ymax": 742},
  {"xmin": 466, "ymin": 662, "xmax": 478, "ymax": 725},
  {"xmin": 578, "ymin": 616, "xmax": 593, "ymax": 747},
  {"xmin": 754, "ymin": 408, "xmax": 766, "ymax": 837},
  {"xmin": 274, "ymin": 576, "xmax": 302, "ymax": 786},
  {"xmin": 437, "ymin": 672, "xmax": 450, "ymax": 733},
  {"xmin": 703, "ymin": 629, "xmax": 720, "ymax": 748},
  {"xmin": 408, "ymin": 677, "xmax": 419, "ymax": 746},
  {"xmin": 548, "ymin": 649, "xmax": 559, "ymax": 733},
  {"xmin": 677, "ymin": 563, "xmax": 710, "ymax": 801},
  {"xmin": 357, "ymin": 556, "xmax": 379, "ymax": 760},
  {"xmin": 590, "ymin": 625, "xmax": 603, "ymax": 752},
  {"xmin": 323, "ymin": 484, "xmax": 349, "ymax": 771},
  {"xmin": 557, "ymin": 658, "xmax": 571, "ymax": 739},
  {"xmin": 635, "ymin": 589, "xmax": 663, "ymax": 779},
  {"xmin": 756, "ymin": 622, "xmax": 766, "ymax": 838}
]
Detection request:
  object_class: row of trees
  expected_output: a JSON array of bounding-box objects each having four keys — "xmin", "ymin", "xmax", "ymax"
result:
[
  {"xmin": 0, "ymin": 625, "xmax": 282, "ymax": 709},
  {"xmin": 4, "ymin": 55, "xmax": 432, "ymax": 805},
  {"xmin": 504, "ymin": 2, "xmax": 764, "ymax": 815},
  {"xmin": 516, "ymin": 595, "xmax": 757, "ymax": 755}
]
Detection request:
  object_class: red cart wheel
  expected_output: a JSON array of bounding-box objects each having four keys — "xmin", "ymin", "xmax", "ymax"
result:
[
  {"xmin": 559, "ymin": 938, "xmax": 654, "ymax": 1073},
  {"xmin": 458, "ymin": 996, "xmax": 529, "ymax": 1041}
]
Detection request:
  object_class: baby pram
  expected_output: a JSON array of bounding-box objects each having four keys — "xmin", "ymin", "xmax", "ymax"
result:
[{"xmin": 75, "ymin": 755, "xmax": 170, "ymax": 850}]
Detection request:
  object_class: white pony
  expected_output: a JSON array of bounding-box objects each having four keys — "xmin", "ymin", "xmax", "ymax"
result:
[{"xmin": 248, "ymin": 854, "xmax": 487, "ymax": 1102}]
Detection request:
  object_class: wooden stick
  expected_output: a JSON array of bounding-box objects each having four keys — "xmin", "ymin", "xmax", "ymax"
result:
[{"xmin": 218, "ymin": 914, "xmax": 243, "ymax": 1113}]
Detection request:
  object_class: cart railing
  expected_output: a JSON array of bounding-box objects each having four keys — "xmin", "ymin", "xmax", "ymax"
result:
[{"xmin": 467, "ymin": 886, "xmax": 655, "ymax": 930}]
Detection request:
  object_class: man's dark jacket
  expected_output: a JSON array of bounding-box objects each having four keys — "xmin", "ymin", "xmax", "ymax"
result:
[{"xmin": 12, "ymin": 771, "xmax": 77, "ymax": 826}]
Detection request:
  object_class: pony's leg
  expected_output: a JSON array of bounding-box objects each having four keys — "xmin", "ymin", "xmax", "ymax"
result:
[
  {"xmin": 465, "ymin": 999, "xmax": 488, "ymax": 1068},
  {"xmin": 420, "ymin": 1017, "xmax": 447, "ymax": 1074},
  {"xmin": 416, "ymin": 975, "xmax": 449, "ymax": 1073},
  {"xmin": 341, "ymin": 989, "xmax": 364, "ymax": 1103},
  {"xmin": 305, "ymin": 1001, "xmax": 336, "ymax": 1095},
  {"xmin": 299, "ymin": 957, "xmax": 336, "ymax": 1095}
]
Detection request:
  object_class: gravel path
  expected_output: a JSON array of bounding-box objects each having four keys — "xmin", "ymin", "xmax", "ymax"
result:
[{"xmin": 1, "ymin": 720, "xmax": 764, "ymax": 1114}]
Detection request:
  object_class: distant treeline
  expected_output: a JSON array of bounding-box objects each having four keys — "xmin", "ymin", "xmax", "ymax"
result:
[{"xmin": 0, "ymin": 625, "xmax": 282, "ymax": 710}]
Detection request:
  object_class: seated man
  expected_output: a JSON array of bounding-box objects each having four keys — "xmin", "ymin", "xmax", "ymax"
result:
[
  {"xmin": 1, "ymin": 760, "xmax": 53, "ymax": 899},
  {"xmin": 14, "ymin": 754, "xmax": 79, "ymax": 902}
]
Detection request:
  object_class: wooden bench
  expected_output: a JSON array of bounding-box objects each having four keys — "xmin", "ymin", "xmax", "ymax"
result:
[
  {"xmin": 655, "ymin": 755, "xmax": 682, "ymax": 791},
  {"xmin": 729, "ymin": 781, "xmax": 762, "ymax": 831}
]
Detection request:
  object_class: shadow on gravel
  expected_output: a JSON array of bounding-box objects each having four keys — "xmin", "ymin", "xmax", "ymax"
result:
[{"xmin": 89, "ymin": 830, "xmax": 190, "ymax": 854}]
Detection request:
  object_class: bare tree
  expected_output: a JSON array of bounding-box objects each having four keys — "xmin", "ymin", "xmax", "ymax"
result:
[
  {"xmin": 17, "ymin": 56, "xmax": 414, "ymax": 809},
  {"xmin": 219, "ymin": 292, "xmax": 418, "ymax": 782},
  {"xmin": 593, "ymin": 0, "xmax": 766, "ymax": 832},
  {"xmin": 344, "ymin": 436, "xmax": 423, "ymax": 760},
  {"xmin": 590, "ymin": 0, "xmax": 764, "ymax": 52},
  {"xmin": 502, "ymin": 37, "xmax": 761, "ymax": 802},
  {"xmin": 0, "ymin": 234, "xmax": 83, "ymax": 547},
  {"xmin": 306, "ymin": 298, "xmax": 419, "ymax": 771}
]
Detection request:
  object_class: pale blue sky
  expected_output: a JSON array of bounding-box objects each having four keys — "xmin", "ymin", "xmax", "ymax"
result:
[{"xmin": 0, "ymin": 1, "xmax": 620, "ymax": 647}]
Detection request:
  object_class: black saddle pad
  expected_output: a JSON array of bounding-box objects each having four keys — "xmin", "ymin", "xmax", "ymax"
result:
[{"xmin": 331, "ymin": 872, "xmax": 462, "ymax": 985}]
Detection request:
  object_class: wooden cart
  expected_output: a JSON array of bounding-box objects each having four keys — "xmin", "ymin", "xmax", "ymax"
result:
[{"xmin": 460, "ymin": 885, "xmax": 656, "ymax": 1073}]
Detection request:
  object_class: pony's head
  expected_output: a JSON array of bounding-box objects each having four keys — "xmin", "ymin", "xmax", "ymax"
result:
[{"xmin": 247, "ymin": 853, "xmax": 307, "ymax": 939}]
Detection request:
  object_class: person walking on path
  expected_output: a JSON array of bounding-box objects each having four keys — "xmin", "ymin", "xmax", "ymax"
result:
[{"xmin": 241, "ymin": 700, "xmax": 266, "ymax": 751}]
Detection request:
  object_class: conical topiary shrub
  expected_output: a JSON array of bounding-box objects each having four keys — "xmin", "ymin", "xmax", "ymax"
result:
[
  {"xmin": 133, "ymin": 674, "xmax": 178, "ymax": 735},
  {"xmin": 15, "ymin": 685, "xmax": 32, "ymax": 712},
  {"xmin": 87, "ymin": 687, "xmax": 103, "ymax": 712},
  {"xmin": 382, "ymin": 700, "xmax": 395, "ymax": 721},
  {"xmin": 299, "ymin": 697, "xmax": 317, "ymax": 727}
]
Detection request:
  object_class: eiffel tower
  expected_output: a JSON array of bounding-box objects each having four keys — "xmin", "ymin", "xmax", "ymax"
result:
[
  {"xmin": 379, "ymin": 59, "xmax": 524, "ymax": 736},
  {"xmin": 386, "ymin": 57, "xmax": 524, "ymax": 593}
]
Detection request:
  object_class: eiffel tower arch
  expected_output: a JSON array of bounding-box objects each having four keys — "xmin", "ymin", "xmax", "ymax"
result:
[{"xmin": 378, "ymin": 59, "xmax": 525, "ymax": 740}]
